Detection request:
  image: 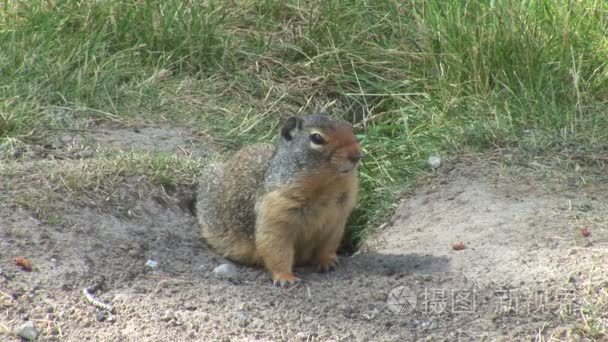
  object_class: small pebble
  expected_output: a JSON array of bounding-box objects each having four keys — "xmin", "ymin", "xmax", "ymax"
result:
[
  {"xmin": 96, "ymin": 310, "xmax": 109, "ymax": 322},
  {"xmin": 427, "ymin": 155, "xmax": 442, "ymax": 170},
  {"xmin": 296, "ymin": 331, "xmax": 318, "ymax": 340},
  {"xmin": 16, "ymin": 321, "xmax": 38, "ymax": 341},
  {"xmin": 212, "ymin": 263, "xmax": 239, "ymax": 282},
  {"xmin": 236, "ymin": 310, "xmax": 250, "ymax": 327},
  {"xmin": 145, "ymin": 260, "xmax": 158, "ymax": 268},
  {"xmin": 160, "ymin": 313, "xmax": 174, "ymax": 322}
]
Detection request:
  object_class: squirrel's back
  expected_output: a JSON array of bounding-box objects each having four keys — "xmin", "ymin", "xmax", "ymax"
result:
[{"xmin": 196, "ymin": 143, "xmax": 274, "ymax": 265}]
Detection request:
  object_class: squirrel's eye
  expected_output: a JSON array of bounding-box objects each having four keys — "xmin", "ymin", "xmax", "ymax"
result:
[{"xmin": 310, "ymin": 133, "xmax": 326, "ymax": 145}]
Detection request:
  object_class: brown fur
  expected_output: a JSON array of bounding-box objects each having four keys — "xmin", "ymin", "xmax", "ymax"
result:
[
  {"xmin": 197, "ymin": 115, "xmax": 360, "ymax": 285},
  {"xmin": 255, "ymin": 172, "xmax": 358, "ymax": 281},
  {"xmin": 198, "ymin": 144, "xmax": 274, "ymax": 267}
]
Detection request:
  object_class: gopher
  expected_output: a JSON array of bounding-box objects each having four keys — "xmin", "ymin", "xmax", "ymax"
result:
[{"xmin": 196, "ymin": 114, "xmax": 361, "ymax": 286}]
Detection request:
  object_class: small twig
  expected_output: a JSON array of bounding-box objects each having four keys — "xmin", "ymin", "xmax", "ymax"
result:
[
  {"xmin": 28, "ymin": 216, "xmax": 43, "ymax": 225},
  {"xmin": 560, "ymin": 152, "xmax": 608, "ymax": 162},
  {"xmin": 54, "ymin": 320, "xmax": 63, "ymax": 338},
  {"xmin": 535, "ymin": 321, "xmax": 548, "ymax": 341},
  {"xmin": 290, "ymin": 282, "xmax": 304, "ymax": 292},
  {"xmin": 0, "ymin": 289, "xmax": 14, "ymax": 301},
  {"xmin": 579, "ymin": 308, "xmax": 591, "ymax": 331},
  {"xmin": 46, "ymin": 315, "xmax": 63, "ymax": 338},
  {"xmin": 177, "ymin": 145, "xmax": 191, "ymax": 157},
  {"xmin": 45, "ymin": 128, "xmax": 109, "ymax": 135},
  {"xmin": 353, "ymin": 111, "xmax": 391, "ymax": 129},
  {"xmin": 44, "ymin": 314, "xmax": 63, "ymax": 338},
  {"xmin": 82, "ymin": 287, "xmax": 114, "ymax": 312}
]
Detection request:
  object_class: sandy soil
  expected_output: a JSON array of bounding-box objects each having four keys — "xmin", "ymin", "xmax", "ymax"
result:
[{"xmin": 1, "ymin": 126, "xmax": 607, "ymax": 341}]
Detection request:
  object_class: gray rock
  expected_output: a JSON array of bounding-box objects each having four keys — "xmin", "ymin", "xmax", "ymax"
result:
[
  {"xmin": 212, "ymin": 263, "xmax": 239, "ymax": 282},
  {"xmin": 96, "ymin": 310, "xmax": 109, "ymax": 322},
  {"xmin": 236, "ymin": 310, "xmax": 250, "ymax": 327},
  {"xmin": 427, "ymin": 155, "xmax": 441, "ymax": 170},
  {"xmin": 17, "ymin": 321, "xmax": 38, "ymax": 341},
  {"xmin": 145, "ymin": 260, "xmax": 158, "ymax": 268}
]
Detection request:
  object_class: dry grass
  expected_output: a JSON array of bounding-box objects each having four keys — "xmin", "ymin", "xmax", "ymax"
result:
[{"xmin": 0, "ymin": 152, "xmax": 204, "ymax": 219}]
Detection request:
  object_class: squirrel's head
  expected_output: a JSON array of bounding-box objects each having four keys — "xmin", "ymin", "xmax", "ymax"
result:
[{"xmin": 276, "ymin": 114, "xmax": 361, "ymax": 177}]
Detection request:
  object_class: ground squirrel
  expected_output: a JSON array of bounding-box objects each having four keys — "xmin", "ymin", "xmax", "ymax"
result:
[{"xmin": 196, "ymin": 114, "xmax": 361, "ymax": 286}]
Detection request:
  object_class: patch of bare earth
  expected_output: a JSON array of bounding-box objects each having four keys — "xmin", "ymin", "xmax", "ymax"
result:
[
  {"xmin": 365, "ymin": 154, "xmax": 608, "ymax": 340},
  {"xmin": 1, "ymin": 129, "xmax": 607, "ymax": 341},
  {"xmin": 4, "ymin": 124, "xmax": 214, "ymax": 162}
]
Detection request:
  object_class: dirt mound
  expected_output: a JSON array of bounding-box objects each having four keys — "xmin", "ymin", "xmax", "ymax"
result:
[
  {"xmin": 363, "ymin": 158, "xmax": 608, "ymax": 339},
  {"xmin": 1, "ymin": 137, "xmax": 607, "ymax": 340},
  {"xmin": 367, "ymin": 165, "xmax": 607, "ymax": 286}
]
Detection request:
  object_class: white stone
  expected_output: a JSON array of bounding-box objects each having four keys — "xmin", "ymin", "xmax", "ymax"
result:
[
  {"xmin": 212, "ymin": 263, "xmax": 239, "ymax": 281},
  {"xmin": 427, "ymin": 155, "xmax": 441, "ymax": 170},
  {"xmin": 17, "ymin": 321, "xmax": 38, "ymax": 341},
  {"xmin": 145, "ymin": 260, "xmax": 158, "ymax": 268}
]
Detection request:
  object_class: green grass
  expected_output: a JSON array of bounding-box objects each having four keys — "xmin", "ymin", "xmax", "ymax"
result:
[{"xmin": 1, "ymin": 0, "xmax": 608, "ymax": 241}]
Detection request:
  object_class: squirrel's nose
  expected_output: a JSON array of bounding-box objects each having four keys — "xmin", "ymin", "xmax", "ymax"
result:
[{"xmin": 348, "ymin": 151, "xmax": 362, "ymax": 164}]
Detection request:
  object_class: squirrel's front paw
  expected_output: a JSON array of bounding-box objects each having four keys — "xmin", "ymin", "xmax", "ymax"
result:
[
  {"xmin": 318, "ymin": 253, "xmax": 339, "ymax": 273},
  {"xmin": 272, "ymin": 272, "xmax": 302, "ymax": 288}
]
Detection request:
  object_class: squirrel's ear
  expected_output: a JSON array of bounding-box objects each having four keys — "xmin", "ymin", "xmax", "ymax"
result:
[{"xmin": 280, "ymin": 116, "xmax": 303, "ymax": 141}]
